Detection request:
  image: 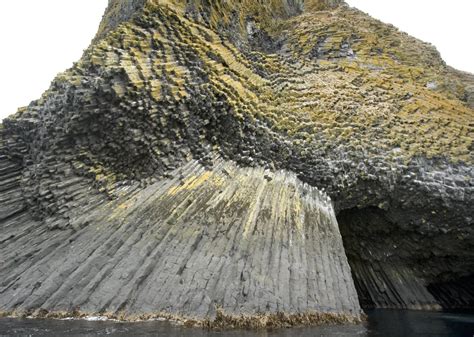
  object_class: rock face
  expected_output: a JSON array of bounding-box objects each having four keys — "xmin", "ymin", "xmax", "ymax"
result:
[
  {"xmin": 0, "ymin": 158, "xmax": 360, "ymax": 323},
  {"xmin": 0, "ymin": 0, "xmax": 473, "ymax": 324}
]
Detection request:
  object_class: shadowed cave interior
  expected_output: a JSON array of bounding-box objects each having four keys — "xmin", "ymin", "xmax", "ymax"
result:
[{"xmin": 337, "ymin": 206, "xmax": 474, "ymax": 310}]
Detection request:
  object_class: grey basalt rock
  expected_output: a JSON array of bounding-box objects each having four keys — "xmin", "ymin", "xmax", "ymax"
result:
[
  {"xmin": 0, "ymin": 158, "xmax": 362, "ymax": 322},
  {"xmin": 0, "ymin": 0, "xmax": 473, "ymax": 325},
  {"xmin": 95, "ymin": 0, "xmax": 147, "ymax": 40},
  {"xmin": 466, "ymin": 85, "xmax": 474, "ymax": 109}
]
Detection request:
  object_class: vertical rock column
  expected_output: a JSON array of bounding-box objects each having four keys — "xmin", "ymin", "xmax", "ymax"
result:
[{"xmin": 0, "ymin": 158, "xmax": 362, "ymax": 324}]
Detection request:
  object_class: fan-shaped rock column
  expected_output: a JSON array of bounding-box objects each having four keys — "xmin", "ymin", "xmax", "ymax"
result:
[{"xmin": 0, "ymin": 158, "xmax": 362, "ymax": 326}]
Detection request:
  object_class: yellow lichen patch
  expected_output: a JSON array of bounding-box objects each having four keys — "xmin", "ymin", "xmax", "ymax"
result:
[
  {"xmin": 241, "ymin": 181, "xmax": 266, "ymax": 238},
  {"xmin": 118, "ymin": 201, "xmax": 132, "ymax": 210},
  {"xmin": 150, "ymin": 79, "xmax": 162, "ymax": 100},
  {"xmin": 121, "ymin": 57, "xmax": 144, "ymax": 89},
  {"xmin": 112, "ymin": 82, "xmax": 127, "ymax": 97},
  {"xmin": 148, "ymin": 0, "xmax": 186, "ymax": 14},
  {"xmin": 167, "ymin": 171, "xmax": 219, "ymax": 196},
  {"xmin": 84, "ymin": 0, "xmax": 473, "ymax": 168}
]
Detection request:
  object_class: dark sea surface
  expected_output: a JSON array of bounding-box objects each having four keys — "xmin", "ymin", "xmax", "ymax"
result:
[{"xmin": 0, "ymin": 310, "xmax": 473, "ymax": 337}]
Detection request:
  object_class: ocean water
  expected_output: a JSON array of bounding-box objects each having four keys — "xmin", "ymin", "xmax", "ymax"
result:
[{"xmin": 0, "ymin": 310, "xmax": 473, "ymax": 337}]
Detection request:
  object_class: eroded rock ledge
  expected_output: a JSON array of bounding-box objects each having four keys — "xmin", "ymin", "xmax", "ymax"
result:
[{"xmin": 0, "ymin": 0, "xmax": 473, "ymax": 324}]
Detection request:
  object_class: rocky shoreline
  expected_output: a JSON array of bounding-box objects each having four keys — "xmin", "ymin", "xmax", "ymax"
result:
[{"xmin": 0, "ymin": 309, "xmax": 364, "ymax": 330}]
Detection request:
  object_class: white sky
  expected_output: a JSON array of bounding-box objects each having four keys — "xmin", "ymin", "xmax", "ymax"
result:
[
  {"xmin": 0, "ymin": 1, "xmax": 107, "ymax": 120},
  {"xmin": 346, "ymin": 0, "xmax": 474, "ymax": 73},
  {"xmin": 0, "ymin": 0, "xmax": 472, "ymax": 120}
]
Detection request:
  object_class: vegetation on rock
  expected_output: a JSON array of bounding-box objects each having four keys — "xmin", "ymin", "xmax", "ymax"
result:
[{"xmin": 0, "ymin": 0, "xmax": 473, "ymax": 326}]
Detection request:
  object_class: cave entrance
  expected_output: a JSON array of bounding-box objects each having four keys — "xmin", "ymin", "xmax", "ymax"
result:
[
  {"xmin": 427, "ymin": 274, "xmax": 474, "ymax": 309},
  {"xmin": 336, "ymin": 206, "xmax": 474, "ymax": 310}
]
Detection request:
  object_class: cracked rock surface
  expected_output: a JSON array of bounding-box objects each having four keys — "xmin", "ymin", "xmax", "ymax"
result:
[{"xmin": 0, "ymin": 0, "xmax": 473, "ymax": 323}]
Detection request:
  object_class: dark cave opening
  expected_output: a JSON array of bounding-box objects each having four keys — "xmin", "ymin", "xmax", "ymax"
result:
[
  {"xmin": 336, "ymin": 206, "xmax": 403, "ymax": 309},
  {"xmin": 427, "ymin": 274, "xmax": 474, "ymax": 309},
  {"xmin": 336, "ymin": 206, "xmax": 474, "ymax": 310}
]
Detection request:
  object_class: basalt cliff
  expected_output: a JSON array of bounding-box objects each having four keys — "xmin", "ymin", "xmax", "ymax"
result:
[{"xmin": 0, "ymin": 0, "xmax": 473, "ymax": 328}]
